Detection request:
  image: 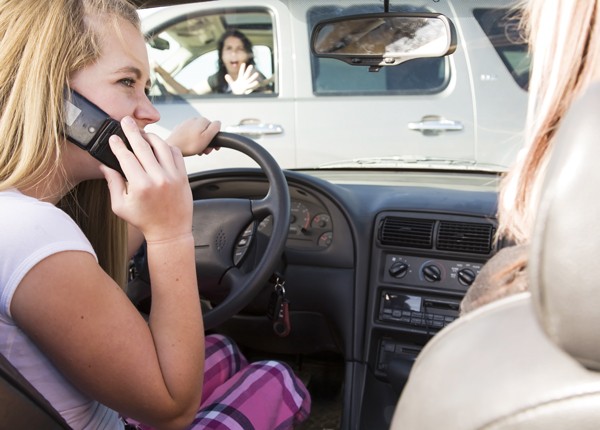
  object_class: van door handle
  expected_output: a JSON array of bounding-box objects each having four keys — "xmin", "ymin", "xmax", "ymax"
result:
[
  {"xmin": 223, "ymin": 119, "xmax": 284, "ymax": 138},
  {"xmin": 408, "ymin": 115, "xmax": 464, "ymax": 136}
]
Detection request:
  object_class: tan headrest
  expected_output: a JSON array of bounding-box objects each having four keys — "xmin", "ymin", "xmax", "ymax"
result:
[{"xmin": 529, "ymin": 82, "xmax": 600, "ymax": 370}]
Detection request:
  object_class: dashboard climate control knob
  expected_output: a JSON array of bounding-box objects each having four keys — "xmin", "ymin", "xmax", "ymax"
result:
[
  {"xmin": 389, "ymin": 261, "xmax": 409, "ymax": 278},
  {"xmin": 457, "ymin": 268, "xmax": 477, "ymax": 286},
  {"xmin": 422, "ymin": 264, "xmax": 442, "ymax": 282}
]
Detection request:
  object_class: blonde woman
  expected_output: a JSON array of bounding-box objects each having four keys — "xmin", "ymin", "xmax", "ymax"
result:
[
  {"xmin": 461, "ymin": 0, "xmax": 600, "ymax": 313},
  {"xmin": 0, "ymin": 0, "xmax": 309, "ymax": 429}
]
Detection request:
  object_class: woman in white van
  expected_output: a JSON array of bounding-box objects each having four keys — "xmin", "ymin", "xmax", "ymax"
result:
[{"xmin": 154, "ymin": 28, "xmax": 272, "ymax": 95}]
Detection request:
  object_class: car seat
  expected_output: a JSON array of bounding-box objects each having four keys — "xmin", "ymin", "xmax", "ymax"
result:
[{"xmin": 390, "ymin": 83, "xmax": 600, "ymax": 429}]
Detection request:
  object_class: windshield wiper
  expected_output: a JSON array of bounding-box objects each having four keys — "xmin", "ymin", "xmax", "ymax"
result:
[{"xmin": 317, "ymin": 155, "xmax": 507, "ymax": 171}]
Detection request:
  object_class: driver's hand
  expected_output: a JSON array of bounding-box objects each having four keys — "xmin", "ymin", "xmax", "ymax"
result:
[
  {"xmin": 225, "ymin": 63, "xmax": 260, "ymax": 95},
  {"xmin": 101, "ymin": 116, "xmax": 193, "ymax": 243},
  {"xmin": 167, "ymin": 116, "xmax": 221, "ymax": 156}
]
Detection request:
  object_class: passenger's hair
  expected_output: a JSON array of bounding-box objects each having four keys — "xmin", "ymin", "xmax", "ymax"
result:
[
  {"xmin": 213, "ymin": 29, "xmax": 256, "ymax": 93},
  {"xmin": 0, "ymin": 0, "xmax": 139, "ymax": 287},
  {"xmin": 498, "ymin": 0, "xmax": 600, "ymax": 243}
]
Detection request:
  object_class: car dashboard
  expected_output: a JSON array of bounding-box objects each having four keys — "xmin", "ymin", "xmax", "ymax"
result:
[{"xmin": 188, "ymin": 167, "xmax": 502, "ymax": 429}]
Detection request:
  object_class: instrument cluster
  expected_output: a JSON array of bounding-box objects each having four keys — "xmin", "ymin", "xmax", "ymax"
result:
[
  {"xmin": 258, "ymin": 200, "xmax": 333, "ymax": 248},
  {"xmin": 233, "ymin": 198, "xmax": 334, "ymax": 265}
]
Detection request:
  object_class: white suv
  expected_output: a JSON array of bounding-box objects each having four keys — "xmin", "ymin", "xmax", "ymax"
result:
[{"xmin": 141, "ymin": 0, "xmax": 528, "ymax": 172}]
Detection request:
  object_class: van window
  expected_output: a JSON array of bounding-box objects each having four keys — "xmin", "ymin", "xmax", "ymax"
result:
[
  {"xmin": 473, "ymin": 8, "xmax": 530, "ymax": 90},
  {"xmin": 147, "ymin": 9, "xmax": 276, "ymax": 98},
  {"xmin": 307, "ymin": 4, "xmax": 449, "ymax": 96}
]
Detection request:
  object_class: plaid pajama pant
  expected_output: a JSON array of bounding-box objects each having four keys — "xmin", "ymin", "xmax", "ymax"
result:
[{"xmin": 129, "ymin": 334, "xmax": 311, "ymax": 430}]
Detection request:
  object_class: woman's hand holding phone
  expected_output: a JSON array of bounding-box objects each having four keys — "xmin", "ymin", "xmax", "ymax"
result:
[{"xmin": 101, "ymin": 116, "xmax": 193, "ymax": 243}]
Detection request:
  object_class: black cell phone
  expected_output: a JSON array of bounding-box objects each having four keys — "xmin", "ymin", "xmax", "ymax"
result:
[{"xmin": 64, "ymin": 90, "xmax": 131, "ymax": 176}]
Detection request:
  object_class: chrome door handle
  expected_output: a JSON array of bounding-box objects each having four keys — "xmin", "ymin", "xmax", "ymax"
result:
[
  {"xmin": 224, "ymin": 119, "xmax": 284, "ymax": 138},
  {"xmin": 408, "ymin": 115, "xmax": 464, "ymax": 136}
]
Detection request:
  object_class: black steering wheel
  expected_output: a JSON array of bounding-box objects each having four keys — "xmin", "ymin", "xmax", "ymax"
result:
[{"xmin": 129, "ymin": 132, "xmax": 290, "ymax": 330}]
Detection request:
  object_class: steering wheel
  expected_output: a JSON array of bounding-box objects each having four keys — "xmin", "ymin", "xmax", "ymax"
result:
[{"xmin": 129, "ymin": 132, "xmax": 290, "ymax": 330}]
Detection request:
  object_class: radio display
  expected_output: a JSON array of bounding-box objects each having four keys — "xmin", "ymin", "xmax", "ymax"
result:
[{"xmin": 382, "ymin": 292, "xmax": 422, "ymax": 312}]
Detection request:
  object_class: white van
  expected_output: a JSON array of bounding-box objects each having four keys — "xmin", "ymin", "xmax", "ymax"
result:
[{"xmin": 141, "ymin": 0, "xmax": 529, "ymax": 173}]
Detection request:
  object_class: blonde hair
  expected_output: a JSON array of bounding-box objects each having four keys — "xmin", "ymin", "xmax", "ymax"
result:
[
  {"xmin": 0, "ymin": 0, "xmax": 139, "ymax": 287},
  {"xmin": 498, "ymin": 0, "xmax": 600, "ymax": 243}
]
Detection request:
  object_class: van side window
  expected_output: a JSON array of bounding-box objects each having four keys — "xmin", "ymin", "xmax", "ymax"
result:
[
  {"xmin": 473, "ymin": 8, "xmax": 530, "ymax": 90},
  {"xmin": 147, "ymin": 9, "xmax": 276, "ymax": 98},
  {"xmin": 307, "ymin": 5, "xmax": 449, "ymax": 95}
]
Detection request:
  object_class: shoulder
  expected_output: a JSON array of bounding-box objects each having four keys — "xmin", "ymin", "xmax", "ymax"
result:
[
  {"xmin": 0, "ymin": 190, "xmax": 91, "ymax": 247},
  {"xmin": 0, "ymin": 190, "xmax": 96, "ymax": 318},
  {"xmin": 207, "ymin": 72, "xmax": 219, "ymax": 89}
]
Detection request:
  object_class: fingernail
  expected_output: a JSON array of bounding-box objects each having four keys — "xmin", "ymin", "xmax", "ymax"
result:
[{"xmin": 123, "ymin": 116, "xmax": 136, "ymax": 126}]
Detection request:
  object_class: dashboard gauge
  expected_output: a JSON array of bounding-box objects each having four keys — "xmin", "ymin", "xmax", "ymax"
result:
[
  {"xmin": 311, "ymin": 213, "xmax": 332, "ymax": 229},
  {"xmin": 289, "ymin": 201, "xmax": 310, "ymax": 235},
  {"xmin": 318, "ymin": 231, "xmax": 333, "ymax": 248}
]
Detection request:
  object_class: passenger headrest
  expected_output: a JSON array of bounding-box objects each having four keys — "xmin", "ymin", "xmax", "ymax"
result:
[{"xmin": 529, "ymin": 82, "xmax": 600, "ymax": 371}]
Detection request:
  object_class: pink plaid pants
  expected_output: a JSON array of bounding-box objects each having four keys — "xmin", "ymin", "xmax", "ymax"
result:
[{"xmin": 128, "ymin": 334, "xmax": 311, "ymax": 430}]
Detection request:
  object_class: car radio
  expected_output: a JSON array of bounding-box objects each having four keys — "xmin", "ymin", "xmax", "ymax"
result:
[{"xmin": 378, "ymin": 290, "xmax": 460, "ymax": 331}]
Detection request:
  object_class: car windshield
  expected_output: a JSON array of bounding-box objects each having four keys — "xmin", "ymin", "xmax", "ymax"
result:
[{"xmin": 139, "ymin": 0, "xmax": 528, "ymax": 175}]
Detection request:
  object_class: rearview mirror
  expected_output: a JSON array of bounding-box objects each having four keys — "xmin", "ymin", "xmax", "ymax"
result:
[
  {"xmin": 149, "ymin": 36, "xmax": 170, "ymax": 50},
  {"xmin": 311, "ymin": 13, "xmax": 456, "ymax": 69}
]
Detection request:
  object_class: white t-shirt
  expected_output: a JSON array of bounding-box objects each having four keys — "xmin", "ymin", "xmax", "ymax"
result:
[{"xmin": 0, "ymin": 189, "xmax": 123, "ymax": 429}]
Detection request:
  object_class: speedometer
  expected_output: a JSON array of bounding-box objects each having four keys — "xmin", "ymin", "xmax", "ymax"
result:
[{"xmin": 289, "ymin": 201, "xmax": 310, "ymax": 235}]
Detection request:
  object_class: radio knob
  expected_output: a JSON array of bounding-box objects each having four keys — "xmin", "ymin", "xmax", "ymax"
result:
[
  {"xmin": 389, "ymin": 261, "xmax": 409, "ymax": 278},
  {"xmin": 422, "ymin": 264, "xmax": 441, "ymax": 282},
  {"xmin": 457, "ymin": 268, "xmax": 477, "ymax": 286}
]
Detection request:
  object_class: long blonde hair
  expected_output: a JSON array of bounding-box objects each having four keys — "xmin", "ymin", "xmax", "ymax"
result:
[
  {"xmin": 0, "ymin": 0, "xmax": 140, "ymax": 287},
  {"xmin": 498, "ymin": 0, "xmax": 600, "ymax": 243}
]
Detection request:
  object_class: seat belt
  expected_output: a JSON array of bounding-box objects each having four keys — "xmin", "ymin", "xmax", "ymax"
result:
[{"xmin": 0, "ymin": 352, "xmax": 71, "ymax": 429}]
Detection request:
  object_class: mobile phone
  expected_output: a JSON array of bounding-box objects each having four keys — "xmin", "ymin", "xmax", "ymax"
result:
[{"xmin": 64, "ymin": 90, "xmax": 131, "ymax": 176}]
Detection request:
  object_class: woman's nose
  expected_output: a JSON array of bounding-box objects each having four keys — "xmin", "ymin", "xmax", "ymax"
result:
[{"xmin": 134, "ymin": 94, "xmax": 161, "ymax": 126}]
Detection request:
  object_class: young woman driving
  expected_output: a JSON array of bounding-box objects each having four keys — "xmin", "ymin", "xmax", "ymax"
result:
[{"xmin": 0, "ymin": 0, "xmax": 309, "ymax": 428}]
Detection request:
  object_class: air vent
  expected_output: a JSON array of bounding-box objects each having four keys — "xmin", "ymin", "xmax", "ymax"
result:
[
  {"xmin": 379, "ymin": 217, "xmax": 434, "ymax": 249},
  {"xmin": 437, "ymin": 221, "xmax": 494, "ymax": 254}
]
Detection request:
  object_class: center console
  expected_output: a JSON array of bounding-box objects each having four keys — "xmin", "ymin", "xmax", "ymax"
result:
[{"xmin": 365, "ymin": 211, "xmax": 497, "ymax": 381}]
